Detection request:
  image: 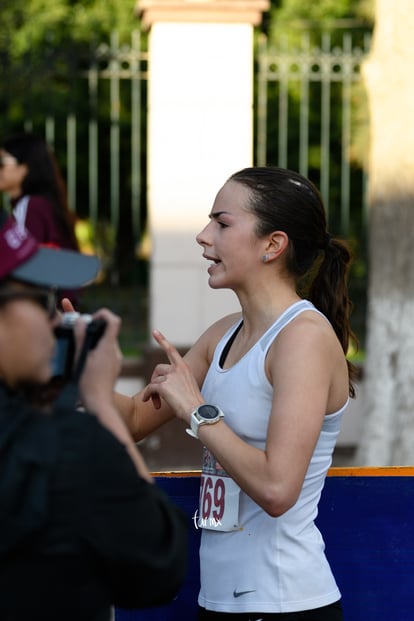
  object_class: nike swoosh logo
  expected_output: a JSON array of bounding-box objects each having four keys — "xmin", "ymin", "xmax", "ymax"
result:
[{"xmin": 233, "ymin": 589, "xmax": 256, "ymax": 598}]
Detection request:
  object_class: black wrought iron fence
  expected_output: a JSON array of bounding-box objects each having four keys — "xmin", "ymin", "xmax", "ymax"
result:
[
  {"xmin": 0, "ymin": 24, "xmax": 371, "ymax": 343},
  {"xmin": 255, "ymin": 26, "xmax": 371, "ymax": 238}
]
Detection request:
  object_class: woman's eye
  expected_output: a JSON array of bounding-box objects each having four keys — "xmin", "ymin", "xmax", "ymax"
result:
[{"xmin": 217, "ymin": 221, "xmax": 228, "ymax": 228}]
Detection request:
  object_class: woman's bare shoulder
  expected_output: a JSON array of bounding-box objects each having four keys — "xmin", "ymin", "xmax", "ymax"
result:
[
  {"xmin": 200, "ymin": 311, "xmax": 242, "ymax": 343},
  {"xmin": 186, "ymin": 311, "xmax": 242, "ymax": 366}
]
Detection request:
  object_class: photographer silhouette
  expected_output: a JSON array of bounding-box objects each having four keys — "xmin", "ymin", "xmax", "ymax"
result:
[{"xmin": 0, "ymin": 212, "xmax": 187, "ymax": 621}]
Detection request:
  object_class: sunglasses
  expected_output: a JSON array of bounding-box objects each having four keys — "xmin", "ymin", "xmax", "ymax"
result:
[{"xmin": 0, "ymin": 288, "xmax": 57, "ymax": 319}]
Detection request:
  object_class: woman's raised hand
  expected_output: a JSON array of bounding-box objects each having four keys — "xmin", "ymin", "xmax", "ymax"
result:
[{"xmin": 142, "ymin": 329, "xmax": 204, "ymax": 424}]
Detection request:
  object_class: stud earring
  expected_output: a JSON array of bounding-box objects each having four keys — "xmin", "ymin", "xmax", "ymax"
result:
[{"xmin": 262, "ymin": 254, "xmax": 268, "ymax": 263}]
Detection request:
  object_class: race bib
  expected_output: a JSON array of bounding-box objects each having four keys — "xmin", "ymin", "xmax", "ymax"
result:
[{"xmin": 198, "ymin": 448, "xmax": 241, "ymax": 531}]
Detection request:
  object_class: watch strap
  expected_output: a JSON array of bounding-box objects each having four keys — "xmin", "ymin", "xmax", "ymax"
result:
[{"xmin": 185, "ymin": 405, "xmax": 224, "ymax": 439}]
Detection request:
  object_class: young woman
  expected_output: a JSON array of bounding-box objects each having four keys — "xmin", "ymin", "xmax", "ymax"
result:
[
  {"xmin": 0, "ymin": 132, "xmax": 80, "ymax": 305},
  {"xmin": 0, "ymin": 212, "xmax": 187, "ymax": 621},
  {"xmin": 0, "ymin": 132, "xmax": 78, "ymax": 250},
  {"xmin": 115, "ymin": 166, "xmax": 357, "ymax": 620}
]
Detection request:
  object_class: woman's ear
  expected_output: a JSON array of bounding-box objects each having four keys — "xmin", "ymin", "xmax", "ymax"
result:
[{"xmin": 263, "ymin": 231, "xmax": 289, "ymax": 262}]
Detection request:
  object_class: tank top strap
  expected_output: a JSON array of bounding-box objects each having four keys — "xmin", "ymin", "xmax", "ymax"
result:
[{"xmin": 259, "ymin": 299, "xmax": 324, "ymax": 353}]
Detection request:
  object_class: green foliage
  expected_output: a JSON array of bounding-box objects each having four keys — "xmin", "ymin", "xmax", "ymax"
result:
[
  {"xmin": 0, "ymin": 0, "xmax": 145, "ymax": 136},
  {"xmin": 269, "ymin": 0, "xmax": 372, "ymax": 25},
  {"xmin": 1, "ymin": 0, "xmax": 138, "ymax": 56}
]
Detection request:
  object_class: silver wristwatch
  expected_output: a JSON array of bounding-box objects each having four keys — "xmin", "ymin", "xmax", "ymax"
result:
[{"xmin": 186, "ymin": 404, "xmax": 225, "ymax": 439}]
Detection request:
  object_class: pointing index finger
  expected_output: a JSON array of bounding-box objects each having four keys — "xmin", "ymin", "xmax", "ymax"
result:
[{"xmin": 152, "ymin": 329, "xmax": 183, "ymax": 364}]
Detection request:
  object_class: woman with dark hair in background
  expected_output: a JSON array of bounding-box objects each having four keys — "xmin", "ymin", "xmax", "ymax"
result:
[{"xmin": 0, "ymin": 132, "xmax": 80, "ymax": 305}]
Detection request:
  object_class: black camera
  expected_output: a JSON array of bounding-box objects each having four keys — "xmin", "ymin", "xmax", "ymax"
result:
[{"xmin": 52, "ymin": 312, "xmax": 106, "ymax": 381}]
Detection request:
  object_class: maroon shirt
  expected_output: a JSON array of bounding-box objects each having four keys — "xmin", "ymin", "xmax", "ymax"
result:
[
  {"xmin": 12, "ymin": 195, "xmax": 81, "ymax": 308},
  {"xmin": 12, "ymin": 194, "xmax": 77, "ymax": 251}
]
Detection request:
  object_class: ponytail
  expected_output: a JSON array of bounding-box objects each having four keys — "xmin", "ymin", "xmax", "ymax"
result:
[{"xmin": 308, "ymin": 236, "xmax": 358, "ymax": 397}]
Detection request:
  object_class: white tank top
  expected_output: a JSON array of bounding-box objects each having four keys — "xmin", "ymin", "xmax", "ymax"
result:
[{"xmin": 198, "ymin": 299, "xmax": 348, "ymax": 613}]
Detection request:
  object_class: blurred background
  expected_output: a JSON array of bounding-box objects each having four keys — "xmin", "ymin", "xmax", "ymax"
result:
[
  {"xmin": 3, "ymin": 0, "xmax": 413, "ymax": 467},
  {"xmin": 0, "ymin": 0, "xmax": 371, "ymax": 352}
]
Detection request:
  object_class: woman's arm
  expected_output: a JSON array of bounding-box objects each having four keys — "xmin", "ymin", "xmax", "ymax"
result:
[
  {"xmin": 113, "ymin": 390, "xmax": 175, "ymax": 442},
  {"xmin": 142, "ymin": 314, "xmax": 349, "ymax": 516},
  {"xmin": 113, "ymin": 314, "xmax": 239, "ymax": 441},
  {"xmin": 75, "ymin": 308, "xmax": 153, "ymax": 481}
]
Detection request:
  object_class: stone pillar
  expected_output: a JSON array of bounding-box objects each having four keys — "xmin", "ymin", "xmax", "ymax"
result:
[{"xmin": 138, "ymin": 0, "xmax": 269, "ymax": 359}]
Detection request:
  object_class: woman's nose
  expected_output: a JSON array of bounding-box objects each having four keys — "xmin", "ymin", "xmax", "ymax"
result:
[{"xmin": 196, "ymin": 223, "xmax": 210, "ymax": 246}]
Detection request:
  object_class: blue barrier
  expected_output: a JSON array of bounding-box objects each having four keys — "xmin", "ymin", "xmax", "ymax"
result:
[{"xmin": 115, "ymin": 469, "xmax": 414, "ymax": 621}]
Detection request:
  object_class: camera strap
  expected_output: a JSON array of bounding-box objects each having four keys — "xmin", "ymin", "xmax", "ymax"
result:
[
  {"xmin": 55, "ymin": 318, "xmax": 107, "ymax": 411},
  {"xmin": 54, "ymin": 338, "xmax": 94, "ymax": 411},
  {"xmin": 55, "ymin": 381, "xmax": 79, "ymax": 411},
  {"xmin": 71, "ymin": 318, "xmax": 107, "ymax": 385},
  {"xmin": 71, "ymin": 338, "xmax": 92, "ymax": 385}
]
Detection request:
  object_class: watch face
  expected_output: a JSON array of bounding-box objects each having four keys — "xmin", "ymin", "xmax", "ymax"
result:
[{"xmin": 198, "ymin": 404, "xmax": 219, "ymax": 420}]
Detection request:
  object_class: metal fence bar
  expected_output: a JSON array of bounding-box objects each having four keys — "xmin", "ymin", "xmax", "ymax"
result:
[
  {"xmin": 45, "ymin": 117, "xmax": 55, "ymax": 149},
  {"xmin": 362, "ymin": 32, "xmax": 371, "ymax": 230},
  {"xmin": 66, "ymin": 113, "xmax": 77, "ymax": 213},
  {"xmin": 320, "ymin": 33, "xmax": 331, "ymax": 217},
  {"xmin": 299, "ymin": 32, "xmax": 310, "ymax": 177},
  {"xmin": 256, "ymin": 34, "xmax": 268, "ymax": 167},
  {"xmin": 278, "ymin": 36, "xmax": 289, "ymax": 168},
  {"xmin": 341, "ymin": 33, "xmax": 352, "ymax": 235},
  {"xmin": 109, "ymin": 31, "xmax": 120, "ymax": 239},
  {"xmin": 88, "ymin": 57, "xmax": 99, "ymax": 225},
  {"xmin": 256, "ymin": 27, "xmax": 371, "ymax": 237},
  {"xmin": 131, "ymin": 30, "xmax": 142, "ymax": 242}
]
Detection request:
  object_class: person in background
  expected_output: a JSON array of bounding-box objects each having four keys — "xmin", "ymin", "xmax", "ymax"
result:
[
  {"xmin": 114, "ymin": 167, "xmax": 357, "ymax": 621},
  {"xmin": 0, "ymin": 212, "xmax": 187, "ymax": 621},
  {"xmin": 0, "ymin": 132, "xmax": 80, "ymax": 306}
]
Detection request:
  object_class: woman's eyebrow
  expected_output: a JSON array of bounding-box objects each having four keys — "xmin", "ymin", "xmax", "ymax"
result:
[{"xmin": 209, "ymin": 211, "xmax": 229, "ymax": 220}]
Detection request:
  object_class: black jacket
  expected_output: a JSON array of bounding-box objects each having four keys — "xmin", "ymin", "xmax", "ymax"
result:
[{"xmin": 0, "ymin": 383, "xmax": 188, "ymax": 621}]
